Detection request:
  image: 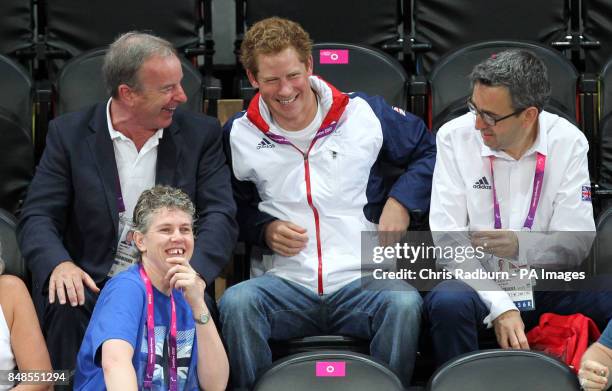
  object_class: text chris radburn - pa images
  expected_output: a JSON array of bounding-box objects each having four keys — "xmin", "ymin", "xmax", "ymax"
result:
[{"xmin": 370, "ymin": 242, "xmax": 585, "ymax": 282}]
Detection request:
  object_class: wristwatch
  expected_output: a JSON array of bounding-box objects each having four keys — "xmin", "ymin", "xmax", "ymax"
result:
[{"xmin": 194, "ymin": 311, "xmax": 210, "ymax": 325}]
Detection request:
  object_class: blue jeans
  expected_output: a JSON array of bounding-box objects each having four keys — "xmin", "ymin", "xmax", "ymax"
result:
[{"xmin": 219, "ymin": 274, "xmax": 422, "ymax": 389}]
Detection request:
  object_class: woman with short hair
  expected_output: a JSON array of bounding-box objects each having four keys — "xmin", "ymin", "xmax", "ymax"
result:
[{"xmin": 75, "ymin": 186, "xmax": 229, "ymax": 391}]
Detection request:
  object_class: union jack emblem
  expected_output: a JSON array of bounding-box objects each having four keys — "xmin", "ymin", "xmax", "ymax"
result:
[
  {"xmin": 392, "ymin": 106, "xmax": 406, "ymax": 116},
  {"xmin": 582, "ymin": 185, "xmax": 592, "ymax": 201}
]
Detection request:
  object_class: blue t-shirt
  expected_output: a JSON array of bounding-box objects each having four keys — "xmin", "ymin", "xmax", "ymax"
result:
[
  {"xmin": 599, "ymin": 320, "xmax": 612, "ymax": 349},
  {"xmin": 74, "ymin": 265, "xmax": 199, "ymax": 390}
]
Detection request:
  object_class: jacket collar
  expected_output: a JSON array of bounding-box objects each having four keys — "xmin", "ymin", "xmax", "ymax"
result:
[{"xmin": 245, "ymin": 76, "xmax": 349, "ymax": 144}]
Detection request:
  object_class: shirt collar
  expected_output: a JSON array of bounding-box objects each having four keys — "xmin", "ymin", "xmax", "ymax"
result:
[{"xmin": 106, "ymin": 98, "xmax": 126, "ymax": 141}]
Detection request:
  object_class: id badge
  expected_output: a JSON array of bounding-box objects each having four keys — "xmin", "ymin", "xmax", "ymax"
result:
[
  {"xmin": 108, "ymin": 214, "xmax": 140, "ymax": 277},
  {"xmin": 494, "ymin": 258, "xmax": 535, "ymax": 312}
]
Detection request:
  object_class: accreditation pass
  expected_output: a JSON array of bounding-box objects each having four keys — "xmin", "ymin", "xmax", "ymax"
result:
[{"xmin": 494, "ymin": 258, "xmax": 535, "ymax": 311}]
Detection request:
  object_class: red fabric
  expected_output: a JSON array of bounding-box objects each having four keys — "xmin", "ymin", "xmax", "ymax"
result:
[{"xmin": 527, "ymin": 313, "xmax": 601, "ymax": 373}]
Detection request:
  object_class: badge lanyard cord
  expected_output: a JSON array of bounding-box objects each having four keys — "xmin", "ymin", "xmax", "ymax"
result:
[
  {"xmin": 116, "ymin": 176, "xmax": 126, "ymax": 214},
  {"xmin": 489, "ymin": 152, "xmax": 546, "ymax": 231},
  {"xmin": 139, "ymin": 265, "xmax": 178, "ymax": 390}
]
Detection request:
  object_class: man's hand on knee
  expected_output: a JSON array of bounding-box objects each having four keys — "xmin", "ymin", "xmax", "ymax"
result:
[
  {"xmin": 264, "ymin": 220, "xmax": 308, "ymax": 257},
  {"xmin": 493, "ymin": 309, "xmax": 530, "ymax": 350},
  {"xmin": 49, "ymin": 261, "xmax": 100, "ymax": 306},
  {"xmin": 378, "ymin": 197, "xmax": 410, "ymax": 246}
]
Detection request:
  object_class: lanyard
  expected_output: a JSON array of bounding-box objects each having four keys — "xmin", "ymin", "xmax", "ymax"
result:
[
  {"xmin": 114, "ymin": 174, "xmax": 126, "ymax": 213},
  {"xmin": 263, "ymin": 121, "xmax": 338, "ymax": 154},
  {"xmin": 139, "ymin": 265, "xmax": 178, "ymax": 390},
  {"xmin": 488, "ymin": 152, "xmax": 546, "ymax": 230}
]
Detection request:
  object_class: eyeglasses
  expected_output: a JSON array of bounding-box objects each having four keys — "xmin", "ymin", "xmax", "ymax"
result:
[{"xmin": 467, "ymin": 98, "xmax": 526, "ymax": 126}]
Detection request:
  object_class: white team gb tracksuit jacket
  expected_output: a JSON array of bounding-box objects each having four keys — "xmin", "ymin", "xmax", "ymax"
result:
[{"xmin": 225, "ymin": 76, "xmax": 435, "ymax": 294}]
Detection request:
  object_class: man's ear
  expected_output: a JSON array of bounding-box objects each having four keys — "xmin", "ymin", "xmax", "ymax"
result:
[
  {"xmin": 306, "ymin": 54, "xmax": 313, "ymax": 76},
  {"xmin": 523, "ymin": 106, "xmax": 539, "ymax": 128},
  {"xmin": 246, "ymin": 70, "xmax": 259, "ymax": 89},
  {"xmin": 117, "ymin": 84, "xmax": 134, "ymax": 104},
  {"xmin": 134, "ymin": 231, "xmax": 146, "ymax": 253}
]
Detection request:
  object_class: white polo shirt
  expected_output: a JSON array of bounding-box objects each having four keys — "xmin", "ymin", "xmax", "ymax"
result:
[
  {"xmin": 430, "ymin": 111, "xmax": 595, "ymax": 325},
  {"xmin": 106, "ymin": 98, "xmax": 163, "ymax": 220}
]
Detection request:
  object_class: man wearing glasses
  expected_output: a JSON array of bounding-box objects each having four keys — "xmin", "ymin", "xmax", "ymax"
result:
[{"xmin": 424, "ymin": 49, "xmax": 603, "ymax": 367}]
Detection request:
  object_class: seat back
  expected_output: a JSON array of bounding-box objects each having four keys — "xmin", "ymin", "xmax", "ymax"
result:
[
  {"xmin": 427, "ymin": 349, "xmax": 579, "ymax": 391},
  {"xmin": 42, "ymin": 0, "xmax": 203, "ymax": 57},
  {"xmin": 242, "ymin": 0, "xmax": 402, "ymax": 53},
  {"xmin": 411, "ymin": 0, "xmax": 568, "ymax": 74},
  {"xmin": 254, "ymin": 351, "xmax": 404, "ymax": 391},
  {"xmin": 312, "ymin": 43, "xmax": 409, "ymax": 109},
  {"xmin": 428, "ymin": 40, "xmax": 578, "ymax": 131},
  {"xmin": 0, "ymin": 109, "xmax": 34, "ymax": 214},
  {"xmin": 0, "ymin": 209, "xmax": 27, "ymax": 280},
  {"xmin": 0, "ymin": 55, "xmax": 34, "ymax": 214},
  {"xmin": 583, "ymin": 0, "xmax": 612, "ymax": 72},
  {"xmin": 597, "ymin": 114, "xmax": 612, "ymax": 191},
  {"xmin": 55, "ymin": 48, "xmax": 204, "ymax": 115},
  {"xmin": 0, "ymin": 0, "xmax": 34, "ymax": 56},
  {"xmin": 596, "ymin": 58, "xmax": 612, "ymax": 189},
  {"xmin": 0, "ymin": 54, "xmax": 34, "ymax": 130},
  {"xmin": 593, "ymin": 206, "xmax": 612, "ymax": 275}
]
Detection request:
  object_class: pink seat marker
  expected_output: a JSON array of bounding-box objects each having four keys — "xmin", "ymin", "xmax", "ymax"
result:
[
  {"xmin": 319, "ymin": 49, "xmax": 349, "ymax": 64},
  {"xmin": 315, "ymin": 361, "xmax": 347, "ymax": 377}
]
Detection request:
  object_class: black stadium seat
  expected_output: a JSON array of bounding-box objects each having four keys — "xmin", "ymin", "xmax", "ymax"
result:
[
  {"xmin": 55, "ymin": 48, "xmax": 205, "ymax": 115},
  {"xmin": 238, "ymin": 0, "xmax": 404, "ymax": 56},
  {"xmin": 0, "ymin": 209, "xmax": 28, "ymax": 281},
  {"xmin": 592, "ymin": 206, "xmax": 612, "ymax": 275},
  {"xmin": 583, "ymin": 0, "xmax": 612, "ymax": 72},
  {"xmin": 595, "ymin": 58, "xmax": 612, "ymax": 192},
  {"xmin": 0, "ymin": 55, "xmax": 34, "ymax": 214},
  {"xmin": 427, "ymin": 349, "xmax": 579, "ymax": 391},
  {"xmin": 427, "ymin": 40, "xmax": 579, "ymax": 132},
  {"xmin": 0, "ymin": 0, "xmax": 34, "ymax": 57},
  {"xmin": 312, "ymin": 43, "xmax": 410, "ymax": 109},
  {"xmin": 0, "ymin": 109, "xmax": 34, "ymax": 214},
  {"xmin": 0, "ymin": 54, "xmax": 34, "ymax": 130},
  {"xmin": 254, "ymin": 351, "xmax": 404, "ymax": 391},
  {"xmin": 410, "ymin": 0, "xmax": 568, "ymax": 75},
  {"xmin": 42, "ymin": 0, "xmax": 205, "ymax": 58}
]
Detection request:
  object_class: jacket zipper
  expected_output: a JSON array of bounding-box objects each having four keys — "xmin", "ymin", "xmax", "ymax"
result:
[{"xmin": 302, "ymin": 151, "xmax": 324, "ymax": 295}]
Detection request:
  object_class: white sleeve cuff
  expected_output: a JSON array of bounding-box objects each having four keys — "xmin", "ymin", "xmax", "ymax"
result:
[{"xmin": 478, "ymin": 290, "xmax": 518, "ymax": 328}]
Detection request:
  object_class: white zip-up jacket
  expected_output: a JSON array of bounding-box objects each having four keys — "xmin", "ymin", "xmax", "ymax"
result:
[{"xmin": 224, "ymin": 77, "xmax": 436, "ymax": 294}]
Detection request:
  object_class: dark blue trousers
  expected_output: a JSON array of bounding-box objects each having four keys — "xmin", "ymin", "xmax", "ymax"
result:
[{"xmin": 424, "ymin": 278, "xmax": 612, "ymax": 367}]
